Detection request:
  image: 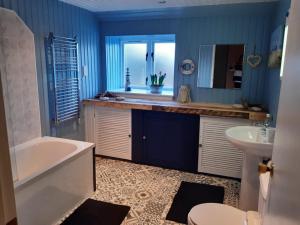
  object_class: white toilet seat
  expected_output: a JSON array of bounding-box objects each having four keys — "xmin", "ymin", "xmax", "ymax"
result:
[{"xmin": 188, "ymin": 203, "xmax": 246, "ymax": 225}]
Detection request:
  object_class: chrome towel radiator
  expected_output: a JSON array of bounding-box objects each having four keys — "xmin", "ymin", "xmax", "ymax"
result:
[{"xmin": 45, "ymin": 33, "xmax": 80, "ymax": 125}]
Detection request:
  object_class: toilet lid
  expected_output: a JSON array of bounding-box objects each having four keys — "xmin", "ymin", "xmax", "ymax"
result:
[{"xmin": 188, "ymin": 203, "xmax": 246, "ymax": 225}]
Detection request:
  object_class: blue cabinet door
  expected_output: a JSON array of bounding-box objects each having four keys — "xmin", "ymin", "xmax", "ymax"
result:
[{"xmin": 132, "ymin": 110, "xmax": 199, "ymax": 172}]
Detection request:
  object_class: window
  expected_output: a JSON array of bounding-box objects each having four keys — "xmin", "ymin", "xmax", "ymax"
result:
[
  {"xmin": 153, "ymin": 42, "xmax": 175, "ymax": 88},
  {"xmin": 105, "ymin": 35, "xmax": 176, "ymax": 94},
  {"xmin": 280, "ymin": 24, "xmax": 288, "ymax": 78},
  {"xmin": 123, "ymin": 43, "xmax": 148, "ymax": 87}
]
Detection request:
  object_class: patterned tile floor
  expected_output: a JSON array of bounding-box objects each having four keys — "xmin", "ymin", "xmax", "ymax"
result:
[{"xmin": 60, "ymin": 157, "xmax": 240, "ymax": 225}]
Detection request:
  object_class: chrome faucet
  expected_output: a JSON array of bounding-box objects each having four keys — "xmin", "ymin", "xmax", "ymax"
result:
[
  {"xmin": 254, "ymin": 114, "xmax": 272, "ymax": 128},
  {"xmin": 263, "ymin": 114, "xmax": 272, "ymax": 128},
  {"xmin": 256, "ymin": 114, "xmax": 272, "ymax": 143}
]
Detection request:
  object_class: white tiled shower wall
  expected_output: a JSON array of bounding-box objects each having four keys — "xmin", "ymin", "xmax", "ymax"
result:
[{"xmin": 0, "ymin": 8, "xmax": 41, "ymax": 179}]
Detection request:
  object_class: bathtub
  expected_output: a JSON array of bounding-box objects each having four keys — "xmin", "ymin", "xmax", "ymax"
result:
[{"xmin": 13, "ymin": 136, "xmax": 95, "ymax": 225}]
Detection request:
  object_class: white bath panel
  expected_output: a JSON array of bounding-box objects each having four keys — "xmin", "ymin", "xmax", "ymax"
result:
[{"xmin": 13, "ymin": 137, "xmax": 95, "ymax": 225}]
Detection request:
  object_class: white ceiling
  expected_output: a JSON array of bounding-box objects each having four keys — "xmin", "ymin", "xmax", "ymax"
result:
[{"xmin": 60, "ymin": 0, "xmax": 278, "ymax": 12}]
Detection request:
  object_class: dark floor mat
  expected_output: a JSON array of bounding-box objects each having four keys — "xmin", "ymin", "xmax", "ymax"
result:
[
  {"xmin": 61, "ymin": 199, "xmax": 130, "ymax": 225},
  {"xmin": 166, "ymin": 181, "xmax": 224, "ymax": 224}
]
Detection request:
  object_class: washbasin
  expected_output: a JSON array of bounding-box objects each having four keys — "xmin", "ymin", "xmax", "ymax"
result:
[
  {"xmin": 225, "ymin": 126, "xmax": 273, "ymax": 158},
  {"xmin": 226, "ymin": 126, "xmax": 274, "ymax": 211}
]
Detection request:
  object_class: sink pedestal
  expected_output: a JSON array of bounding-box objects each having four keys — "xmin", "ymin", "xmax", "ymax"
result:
[
  {"xmin": 225, "ymin": 126, "xmax": 274, "ymax": 211},
  {"xmin": 239, "ymin": 153, "xmax": 261, "ymax": 211}
]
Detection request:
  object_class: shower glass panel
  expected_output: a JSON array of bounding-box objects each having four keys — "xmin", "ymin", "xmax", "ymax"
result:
[
  {"xmin": 0, "ymin": 8, "xmax": 41, "ymax": 183},
  {"xmin": 0, "ymin": 69, "xmax": 18, "ymax": 182}
]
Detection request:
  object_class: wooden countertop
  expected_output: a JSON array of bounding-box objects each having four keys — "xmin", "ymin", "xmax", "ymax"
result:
[{"xmin": 83, "ymin": 98, "xmax": 266, "ymax": 121}]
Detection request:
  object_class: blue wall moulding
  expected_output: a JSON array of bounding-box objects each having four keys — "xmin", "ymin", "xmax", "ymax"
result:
[
  {"xmin": 0, "ymin": 0, "xmax": 101, "ymax": 139},
  {"xmin": 100, "ymin": 2, "xmax": 276, "ymax": 105},
  {"xmin": 105, "ymin": 36, "xmax": 123, "ymax": 91}
]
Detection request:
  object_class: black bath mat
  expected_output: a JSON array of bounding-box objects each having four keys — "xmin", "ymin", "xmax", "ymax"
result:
[
  {"xmin": 166, "ymin": 181, "xmax": 224, "ymax": 224},
  {"xmin": 61, "ymin": 199, "xmax": 130, "ymax": 225}
]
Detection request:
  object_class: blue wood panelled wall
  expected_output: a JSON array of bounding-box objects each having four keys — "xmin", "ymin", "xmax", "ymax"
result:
[
  {"xmin": 263, "ymin": 0, "xmax": 291, "ymax": 126},
  {"xmin": 100, "ymin": 3, "xmax": 275, "ymax": 105},
  {"xmin": 0, "ymin": 0, "xmax": 100, "ymax": 139},
  {"xmin": 0, "ymin": 0, "xmax": 285, "ymax": 138}
]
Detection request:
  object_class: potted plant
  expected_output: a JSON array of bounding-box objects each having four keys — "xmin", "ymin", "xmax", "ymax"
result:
[{"xmin": 147, "ymin": 72, "xmax": 166, "ymax": 94}]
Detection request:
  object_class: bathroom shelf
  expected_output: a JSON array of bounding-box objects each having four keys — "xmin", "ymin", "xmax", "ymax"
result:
[{"xmin": 83, "ymin": 98, "xmax": 267, "ymax": 121}]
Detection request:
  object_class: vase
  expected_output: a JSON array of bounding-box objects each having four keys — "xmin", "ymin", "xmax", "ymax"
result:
[{"xmin": 150, "ymin": 85, "xmax": 163, "ymax": 94}]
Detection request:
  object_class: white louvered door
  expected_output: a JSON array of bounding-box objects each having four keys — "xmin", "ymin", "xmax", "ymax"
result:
[
  {"xmin": 198, "ymin": 117, "xmax": 251, "ymax": 178},
  {"xmin": 94, "ymin": 107, "xmax": 132, "ymax": 160}
]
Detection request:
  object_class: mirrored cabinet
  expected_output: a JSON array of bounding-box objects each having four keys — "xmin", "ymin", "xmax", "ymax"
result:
[{"xmin": 197, "ymin": 44, "xmax": 245, "ymax": 89}]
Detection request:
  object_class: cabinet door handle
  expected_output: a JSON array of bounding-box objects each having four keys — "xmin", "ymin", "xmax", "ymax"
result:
[
  {"xmin": 151, "ymin": 52, "xmax": 154, "ymax": 62},
  {"xmin": 128, "ymin": 134, "xmax": 131, "ymax": 138},
  {"xmin": 199, "ymin": 144, "xmax": 203, "ymax": 147},
  {"xmin": 142, "ymin": 136, "xmax": 147, "ymax": 140}
]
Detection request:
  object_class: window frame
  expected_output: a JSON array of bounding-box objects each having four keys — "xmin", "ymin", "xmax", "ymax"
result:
[
  {"xmin": 121, "ymin": 40, "xmax": 148, "ymax": 89},
  {"xmin": 119, "ymin": 35, "xmax": 176, "ymax": 91}
]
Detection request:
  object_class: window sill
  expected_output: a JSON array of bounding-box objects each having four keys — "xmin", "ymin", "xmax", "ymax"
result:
[{"xmin": 109, "ymin": 88, "xmax": 174, "ymax": 101}]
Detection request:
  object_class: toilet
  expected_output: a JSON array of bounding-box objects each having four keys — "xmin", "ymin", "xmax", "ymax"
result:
[{"xmin": 188, "ymin": 172, "xmax": 270, "ymax": 225}]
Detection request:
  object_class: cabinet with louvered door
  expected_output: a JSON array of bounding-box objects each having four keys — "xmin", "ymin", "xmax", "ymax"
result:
[
  {"xmin": 94, "ymin": 107, "xmax": 132, "ymax": 160},
  {"xmin": 198, "ymin": 117, "xmax": 251, "ymax": 178}
]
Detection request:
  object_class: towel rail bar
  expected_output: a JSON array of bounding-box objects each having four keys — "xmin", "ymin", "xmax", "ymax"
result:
[{"xmin": 45, "ymin": 32, "xmax": 80, "ymax": 125}]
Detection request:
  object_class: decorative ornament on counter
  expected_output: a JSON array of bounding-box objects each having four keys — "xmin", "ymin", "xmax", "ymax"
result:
[
  {"xmin": 180, "ymin": 59, "xmax": 195, "ymax": 75},
  {"xmin": 247, "ymin": 55, "xmax": 262, "ymax": 68},
  {"xmin": 177, "ymin": 85, "xmax": 191, "ymax": 103},
  {"xmin": 148, "ymin": 72, "xmax": 166, "ymax": 94},
  {"xmin": 232, "ymin": 104, "xmax": 244, "ymax": 109},
  {"xmin": 247, "ymin": 45, "xmax": 262, "ymax": 68},
  {"xmin": 268, "ymin": 25, "xmax": 285, "ymax": 68},
  {"xmin": 125, "ymin": 67, "xmax": 131, "ymax": 92},
  {"xmin": 250, "ymin": 106, "xmax": 262, "ymax": 112}
]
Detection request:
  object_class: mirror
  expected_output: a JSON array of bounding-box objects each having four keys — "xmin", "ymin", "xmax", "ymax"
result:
[
  {"xmin": 180, "ymin": 59, "xmax": 195, "ymax": 75},
  {"xmin": 197, "ymin": 44, "xmax": 245, "ymax": 89}
]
